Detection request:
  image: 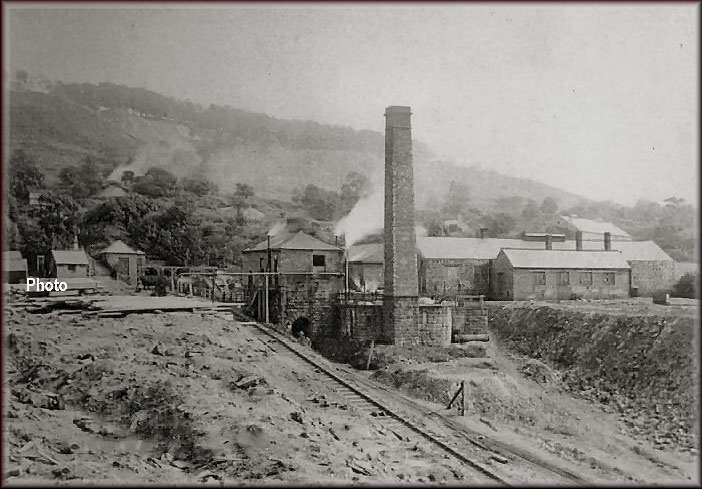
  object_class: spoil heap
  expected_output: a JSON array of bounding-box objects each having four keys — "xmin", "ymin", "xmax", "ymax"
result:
[{"xmin": 488, "ymin": 301, "xmax": 698, "ymax": 451}]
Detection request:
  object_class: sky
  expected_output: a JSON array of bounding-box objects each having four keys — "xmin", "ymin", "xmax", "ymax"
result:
[{"xmin": 4, "ymin": 3, "xmax": 700, "ymax": 206}]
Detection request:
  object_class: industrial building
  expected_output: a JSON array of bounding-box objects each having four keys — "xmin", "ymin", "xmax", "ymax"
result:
[
  {"xmin": 493, "ymin": 248, "xmax": 631, "ymax": 300},
  {"xmin": 347, "ymin": 231, "xmax": 674, "ymax": 299}
]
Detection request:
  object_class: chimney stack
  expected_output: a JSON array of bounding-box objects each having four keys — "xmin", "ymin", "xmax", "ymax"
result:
[
  {"xmin": 604, "ymin": 232, "xmax": 611, "ymax": 251},
  {"xmin": 383, "ymin": 106, "xmax": 419, "ymax": 346},
  {"xmin": 479, "ymin": 227, "xmax": 488, "ymax": 239},
  {"xmin": 575, "ymin": 231, "xmax": 583, "ymax": 251},
  {"xmin": 545, "ymin": 234, "xmax": 553, "ymax": 250}
]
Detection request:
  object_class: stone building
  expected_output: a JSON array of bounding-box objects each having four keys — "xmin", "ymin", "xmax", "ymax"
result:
[
  {"xmin": 3, "ymin": 251, "xmax": 28, "ymax": 284},
  {"xmin": 493, "ymin": 248, "xmax": 631, "ymax": 300},
  {"xmin": 99, "ymin": 240, "xmax": 146, "ymax": 284},
  {"xmin": 242, "ymin": 231, "xmax": 343, "ymax": 274},
  {"xmin": 349, "ymin": 233, "xmax": 673, "ymax": 299},
  {"xmin": 49, "ymin": 250, "xmax": 90, "ymax": 279}
]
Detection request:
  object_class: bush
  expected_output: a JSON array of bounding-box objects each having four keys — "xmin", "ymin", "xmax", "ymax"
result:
[{"xmin": 672, "ymin": 272, "xmax": 698, "ymax": 299}]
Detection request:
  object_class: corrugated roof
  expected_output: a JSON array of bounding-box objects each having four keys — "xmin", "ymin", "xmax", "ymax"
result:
[
  {"xmin": 348, "ymin": 243, "xmax": 384, "ymax": 263},
  {"xmin": 52, "ymin": 250, "xmax": 90, "ymax": 265},
  {"xmin": 559, "ymin": 216, "xmax": 630, "ymax": 237},
  {"xmin": 500, "ymin": 249, "xmax": 630, "ymax": 269},
  {"xmin": 244, "ymin": 231, "xmax": 341, "ymax": 252},
  {"xmin": 101, "ymin": 240, "xmax": 145, "ymax": 255}
]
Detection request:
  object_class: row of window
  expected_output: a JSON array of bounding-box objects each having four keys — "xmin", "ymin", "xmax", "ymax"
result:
[{"xmin": 531, "ymin": 271, "xmax": 616, "ymax": 286}]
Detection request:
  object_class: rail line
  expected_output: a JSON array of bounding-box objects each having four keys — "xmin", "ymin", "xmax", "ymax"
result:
[
  {"xmin": 240, "ymin": 320, "xmax": 509, "ymax": 484},
  {"xmin": 236, "ymin": 317, "xmax": 591, "ymax": 485}
]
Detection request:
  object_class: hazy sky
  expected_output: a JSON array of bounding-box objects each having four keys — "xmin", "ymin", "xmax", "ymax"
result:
[{"xmin": 5, "ymin": 3, "xmax": 699, "ymax": 206}]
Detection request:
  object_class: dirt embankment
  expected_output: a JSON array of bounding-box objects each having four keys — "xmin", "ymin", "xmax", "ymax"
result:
[{"xmin": 487, "ymin": 301, "xmax": 698, "ymax": 450}]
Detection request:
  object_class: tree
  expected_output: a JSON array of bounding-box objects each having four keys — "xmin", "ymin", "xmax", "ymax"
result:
[
  {"xmin": 133, "ymin": 166, "xmax": 178, "ymax": 197},
  {"xmin": 235, "ymin": 183, "xmax": 255, "ymax": 200},
  {"xmin": 182, "ymin": 176, "xmax": 217, "ymax": 196},
  {"xmin": 540, "ymin": 197, "xmax": 559, "ymax": 215},
  {"xmin": 121, "ymin": 170, "xmax": 135, "ymax": 184},
  {"xmin": 441, "ymin": 180, "xmax": 471, "ymax": 218},
  {"xmin": 293, "ymin": 184, "xmax": 340, "ymax": 221},
  {"xmin": 339, "ymin": 171, "xmax": 370, "ymax": 214},
  {"xmin": 8, "ymin": 149, "xmax": 44, "ymax": 203},
  {"xmin": 521, "ymin": 200, "xmax": 540, "ymax": 220},
  {"xmin": 483, "ymin": 212, "xmax": 516, "ymax": 238},
  {"xmin": 58, "ymin": 156, "xmax": 104, "ymax": 198}
]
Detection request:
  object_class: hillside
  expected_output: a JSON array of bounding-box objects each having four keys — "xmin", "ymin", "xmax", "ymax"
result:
[
  {"xmin": 6, "ymin": 75, "xmax": 696, "ymax": 262},
  {"xmin": 8, "ymin": 76, "xmax": 589, "ymax": 210}
]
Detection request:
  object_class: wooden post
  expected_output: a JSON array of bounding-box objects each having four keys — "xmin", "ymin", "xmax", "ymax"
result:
[
  {"xmin": 211, "ymin": 273, "xmax": 216, "ymax": 303},
  {"xmin": 461, "ymin": 380, "xmax": 466, "ymax": 416},
  {"xmin": 447, "ymin": 382, "xmax": 463, "ymax": 410},
  {"xmin": 264, "ymin": 273, "xmax": 270, "ymax": 324},
  {"xmin": 366, "ymin": 339, "xmax": 375, "ymax": 370}
]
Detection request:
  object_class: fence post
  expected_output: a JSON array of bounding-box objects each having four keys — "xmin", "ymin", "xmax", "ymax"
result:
[{"xmin": 461, "ymin": 380, "xmax": 466, "ymax": 416}]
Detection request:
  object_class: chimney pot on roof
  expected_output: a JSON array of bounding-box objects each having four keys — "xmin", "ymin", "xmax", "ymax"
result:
[
  {"xmin": 604, "ymin": 232, "xmax": 611, "ymax": 251},
  {"xmin": 545, "ymin": 234, "xmax": 553, "ymax": 250},
  {"xmin": 575, "ymin": 230, "xmax": 583, "ymax": 251},
  {"xmin": 479, "ymin": 227, "xmax": 488, "ymax": 239}
]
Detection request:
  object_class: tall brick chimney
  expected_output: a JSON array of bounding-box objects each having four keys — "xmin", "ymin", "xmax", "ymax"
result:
[
  {"xmin": 575, "ymin": 231, "xmax": 583, "ymax": 251},
  {"xmin": 383, "ymin": 106, "xmax": 419, "ymax": 346},
  {"xmin": 545, "ymin": 234, "xmax": 553, "ymax": 250},
  {"xmin": 604, "ymin": 231, "xmax": 611, "ymax": 251}
]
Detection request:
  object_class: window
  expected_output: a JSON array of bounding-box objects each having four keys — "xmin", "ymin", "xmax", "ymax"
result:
[
  {"xmin": 67, "ymin": 264, "xmax": 77, "ymax": 272},
  {"xmin": 602, "ymin": 272, "xmax": 615, "ymax": 285},
  {"xmin": 532, "ymin": 271, "xmax": 546, "ymax": 286},
  {"xmin": 557, "ymin": 272, "xmax": 570, "ymax": 285},
  {"xmin": 579, "ymin": 271, "xmax": 593, "ymax": 285},
  {"xmin": 313, "ymin": 254, "xmax": 325, "ymax": 267}
]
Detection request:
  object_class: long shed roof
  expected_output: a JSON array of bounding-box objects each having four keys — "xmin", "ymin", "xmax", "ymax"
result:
[
  {"xmin": 559, "ymin": 216, "xmax": 630, "ymax": 237},
  {"xmin": 500, "ymin": 249, "xmax": 631, "ymax": 270},
  {"xmin": 347, "ymin": 237, "xmax": 672, "ymax": 263}
]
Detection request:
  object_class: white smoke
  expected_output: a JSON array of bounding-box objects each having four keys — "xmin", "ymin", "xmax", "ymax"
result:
[
  {"xmin": 334, "ymin": 177, "xmax": 428, "ymax": 248},
  {"xmin": 334, "ymin": 180, "xmax": 384, "ymax": 248},
  {"xmin": 267, "ymin": 219, "xmax": 287, "ymax": 237}
]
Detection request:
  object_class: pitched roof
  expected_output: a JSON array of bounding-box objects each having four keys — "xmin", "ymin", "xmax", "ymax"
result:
[
  {"xmin": 347, "ymin": 236, "xmax": 672, "ymax": 263},
  {"xmin": 244, "ymin": 231, "xmax": 341, "ymax": 252},
  {"xmin": 348, "ymin": 243, "xmax": 384, "ymax": 263},
  {"xmin": 559, "ymin": 216, "xmax": 630, "ymax": 237},
  {"xmin": 552, "ymin": 240, "xmax": 672, "ymax": 261},
  {"xmin": 101, "ymin": 240, "xmax": 145, "ymax": 255},
  {"xmin": 500, "ymin": 249, "xmax": 631, "ymax": 270},
  {"xmin": 52, "ymin": 250, "xmax": 90, "ymax": 265},
  {"xmin": 3, "ymin": 251, "xmax": 27, "ymax": 272},
  {"xmin": 417, "ymin": 237, "xmax": 545, "ymax": 260}
]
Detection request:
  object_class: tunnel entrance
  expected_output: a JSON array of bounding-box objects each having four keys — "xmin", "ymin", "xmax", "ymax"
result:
[{"xmin": 291, "ymin": 317, "xmax": 312, "ymax": 337}]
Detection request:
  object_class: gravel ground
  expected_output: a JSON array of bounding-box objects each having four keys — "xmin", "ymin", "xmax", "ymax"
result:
[{"xmin": 4, "ymin": 304, "xmax": 491, "ymax": 485}]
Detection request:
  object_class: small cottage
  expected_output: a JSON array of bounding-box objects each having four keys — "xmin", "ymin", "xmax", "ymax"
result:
[
  {"xmin": 50, "ymin": 250, "xmax": 90, "ymax": 279},
  {"xmin": 100, "ymin": 240, "xmax": 146, "ymax": 284},
  {"xmin": 3, "ymin": 251, "xmax": 28, "ymax": 284}
]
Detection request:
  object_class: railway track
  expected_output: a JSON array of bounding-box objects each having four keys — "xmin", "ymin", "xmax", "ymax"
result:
[{"xmin": 236, "ymin": 317, "xmax": 591, "ymax": 486}]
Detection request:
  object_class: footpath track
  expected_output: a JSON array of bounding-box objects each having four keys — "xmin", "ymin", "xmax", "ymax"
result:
[{"xmin": 236, "ymin": 318, "xmax": 591, "ymax": 486}]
